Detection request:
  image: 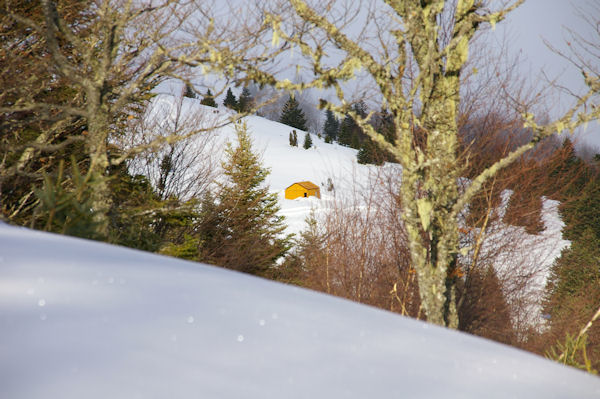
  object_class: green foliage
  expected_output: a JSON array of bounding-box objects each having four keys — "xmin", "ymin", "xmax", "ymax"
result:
[
  {"xmin": 33, "ymin": 159, "xmax": 101, "ymax": 240},
  {"xmin": 274, "ymin": 210, "xmax": 325, "ymax": 285},
  {"xmin": 545, "ymin": 229, "xmax": 600, "ymax": 313},
  {"xmin": 279, "ymin": 96, "xmax": 307, "ymax": 131},
  {"xmin": 561, "ymin": 175, "xmax": 600, "ymax": 242},
  {"xmin": 200, "ymin": 89, "xmax": 217, "ymax": 107},
  {"xmin": 161, "ymin": 233, "xmax": 200, "ymax": 260},
  {"xmin": 296, "ymin": 210, "xmax": 325, "ymax": 265},
  {"xmin": 377, "ymin": 108, "xmax": 396, "ymax": 144},
  {"xmin": 237, "ymin": 87, "xmax": 254, "ymax": 112},
  {"xmin": 322, "ymin": 109, "xmax": 339, "ymax": 142},
  {"xmin": 357, "ymin": 139, "xmax": 384, "ymax": 165},
  {"xmin": 303, "ymin": 132, "xmax": 312, "ymax": 149},
  {"xmin": 546, "ymin": 333, "xmax": 597, "ymax": 374},
  {"xmin": 288, "ymin": 130, "xmax": 298, "ymax": 147},
  {"xmin": 223, "ymin": 87, "xmax": 238, "ymax": 110},
  {"xmin": 198, "ymin": 122, "xmax": 292, "ymax": 275},
  {"xmin": 184, "ymin": 83, "xmax": 197, "ymax": 99},
  {"xmin": 543, "ymin": 228, "xmax": 600, "ymax": 370},
  {"xmin": 106, "ymin": 163, "xmax": 165, "ymax": 252},
  {"xmin": 548, "ymin": 139, "xmax": 590, "ymax": 200},
  {"xmin": 338, "ymin": 103, "xmax": 366, "ymax": 149},
  {"xmin": 338, "ymin": 114, "xmax": 354, "ymax": 147}
]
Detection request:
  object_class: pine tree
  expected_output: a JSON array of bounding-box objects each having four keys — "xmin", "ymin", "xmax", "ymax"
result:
[
  {"xmin": 338, "ymin": 114, "xmax": 354, "ymax": 147},
  {"xmin": 550, "ymin": 141, "xmax": 599, "ymax": 242},
  {"xmin": 200, "ymin": 89, "xmax": 217, "ymax": 107},
  {"xmin": 357, "ymin": 140, "xmax": 375, "ymax": 164},
  {"xmin": 279, "ymin": 96, "xmax": 307, "ymax": 131},
  {"xmin": 303, "ymin": 132, "xmax": 312, "ymax": 149},
  {"xmin": 350, "ymin": 133, "xmax": 361, "ymax": 150},
  {"xmin": 237, "ymin": 87, "xmax": 254, "ymax": 112},
  {"xmin": 378, "ymin": 108, "xmax": 396, "ymax": 144},
  {"xmin": 543, "ymin": 228, "xmax": 600, "ymax": 371},
  {"xmin": 323, "ymin": 109, "xmax": 339, "ymax": 142},
  {"xmin": 289, "ymin": 131, "xmax": 299, "ymax": 147},
  {"xmin": 184, "ymin": 83, "xmax": 197, "ymax": 99},
  {"xmin": 549, "ymin": 138, "xmax": 589, "ymax": 199},
  {"xmin": 198, "ymin": 121, "xmax": 292, "ymax": 275},
  {"xmin": 223, "ymin": 87, "xmax": 238, "ymax": 110}
]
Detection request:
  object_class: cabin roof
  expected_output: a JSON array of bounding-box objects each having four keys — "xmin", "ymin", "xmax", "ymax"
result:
[{"xmin": 286, "ymin": 181, "xmax": 320, "ymax": 190}]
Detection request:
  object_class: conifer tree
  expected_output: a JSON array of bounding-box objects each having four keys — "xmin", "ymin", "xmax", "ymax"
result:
[
  {"xmin": 200, "ymin": 89, "xmax": 217, "ymax": 107},
  {"xmin": 357, "ymin": 139, "xmax": 376, "ymax": 165},
  {"xmin": 223, "ymin": 87, "xmax": 238, "ymax": 110},
  {"xmin": 303, "ymin": 132, "xmax": 312, "ymax": 149},
  {"xmin": 198, "ymin": 121, "xmax": 291, "ymax": 275},
  {"xmin": 543, "ymin": 228, "xmax": 600, "ymax": 370},
  {"xmin": 279, "ymin": 96, "xmax": 307, "ymax": 131},
  {"xmin": 289, "ymin": 131, "xmax": 298, "ymax": 147},
  {"xmin": 184, "ymin": 83, "xmax": 197, "ymax": 99},
  {"xmin": 338, "ymin": 114, "xmax": 355, "ymax": 147},
  {"xmin": 561, "ymin": 175, "xmax": 600, "ymax": 242},
  {"xmin": 237, "ymin": 87, "xmax": 254, "ymax": 112},
  {"xmin": 323, "ymin": 109, "xmax": 339, "ymax": 142},
  {"xmin": 548, "ymin": 138, "xmax": 589, "ymax": 199}
]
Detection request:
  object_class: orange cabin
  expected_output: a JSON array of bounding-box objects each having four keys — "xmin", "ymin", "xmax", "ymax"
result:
[{"xmin": 285, "ymin": 181, "xmax": 321, "ymax": 200}]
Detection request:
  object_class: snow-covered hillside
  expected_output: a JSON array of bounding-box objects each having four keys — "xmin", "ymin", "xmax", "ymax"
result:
[
  {"xmin": 146, "ymin": 93, "xmax": 382, "ymax": 236},
  {"xmin": 1, "ymin": 222, "xmax": 599, "ymax": 398},
  {"xmin": 145, "ymin": 94, "xmax": 569, "ymax": 314}
]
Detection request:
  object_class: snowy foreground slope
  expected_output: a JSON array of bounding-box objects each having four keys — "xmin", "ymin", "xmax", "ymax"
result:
[{"xmin": 1, "ymin": 223, "xmax": 599, "ymax": 399}]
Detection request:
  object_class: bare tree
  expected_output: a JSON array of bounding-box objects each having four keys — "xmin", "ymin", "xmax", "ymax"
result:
[
  {"xmin": 198, "ymin": 0, "xmax": 600, "ymax": 327},
  {"xmin": 120, "ymin": 88, "xmax": 222, "ymax": 202}
]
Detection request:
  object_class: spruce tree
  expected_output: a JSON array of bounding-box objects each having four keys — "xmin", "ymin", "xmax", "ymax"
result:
[
  {"xmin": 543, "ymin": 228, "xmax": 600, "ymax": 371},
  {"xmin": 338, "ymin": 114, "xmax": 355, "ymax": 147},
  {"xmin": 378, "ymin": 108, "xmax": 396, "ymax": 144},
  {"xmin": 223, "ymin": 87, "xmax": 238, "ymax": 110},
  {"xmin": 303, "ymin": 132, "xmax": 312, "ymax": 149},
  {"xmin": 323, "ymin": 109, "xmax": 339, "ymax": 142},
  {"xmin": 279, "ymin": 96, "xmax": 307, "ymax": 131},
  {"xmin": 198, "ymin": 122, "xmax": 291, "ymax": 275},
  {"xmin": 237, "ymin": 87, "xmax": 254, "ymax": 112},
  {"xmin": 200, "ymin": 89, "xmax": 217, "ymax": 107},
  {"xmin": 561, "ymin": 175, "xmax": 600, "ymax": 242},
  {"xmin": 357, "ymin": 140, "xmax": 375, "ymax": 164},
  {"xmin": 184, "ymin": 83, "xmax": 197, "ymax": 99}
]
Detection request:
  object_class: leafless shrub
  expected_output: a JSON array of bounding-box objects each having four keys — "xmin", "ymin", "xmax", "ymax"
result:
[{"xmin": 117, "ymin": 90, "xmax": 222, "ymax": 201}]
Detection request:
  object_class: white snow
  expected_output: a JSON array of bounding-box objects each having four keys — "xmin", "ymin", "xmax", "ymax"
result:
[
  {"xmin": 1, "ymin": 222, "xmax": 599, "ymax": 398},
  {"xmin": 140, "ymin": 94, "xmax": 570, "ymax": 326},
  {"xmin": 142, "ymin": 93, "xmax": 378, "ymax": 236},
  {"xmin": 1, "ymin": 94, "xmax": 585, "ymax": 397}
]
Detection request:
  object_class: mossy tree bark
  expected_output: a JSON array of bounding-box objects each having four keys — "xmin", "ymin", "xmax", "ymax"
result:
[
  {"xmin": 2, "ymin": 0, "xmax": 180, "ymax": 236},
  {"xmin": 185, "ymin": 0, "xmax": 600, "ymax": 327}
]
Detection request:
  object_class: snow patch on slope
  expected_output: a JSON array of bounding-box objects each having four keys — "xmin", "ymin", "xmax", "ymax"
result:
[{"xmin": 0, "ymin": 223, "xmax": 599, "ymax": 398}]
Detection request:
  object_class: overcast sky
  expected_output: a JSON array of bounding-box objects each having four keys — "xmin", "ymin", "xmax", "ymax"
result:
[{"xmin": 501, "ymin": 0, "xmax": 599, "ymax": 149}]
